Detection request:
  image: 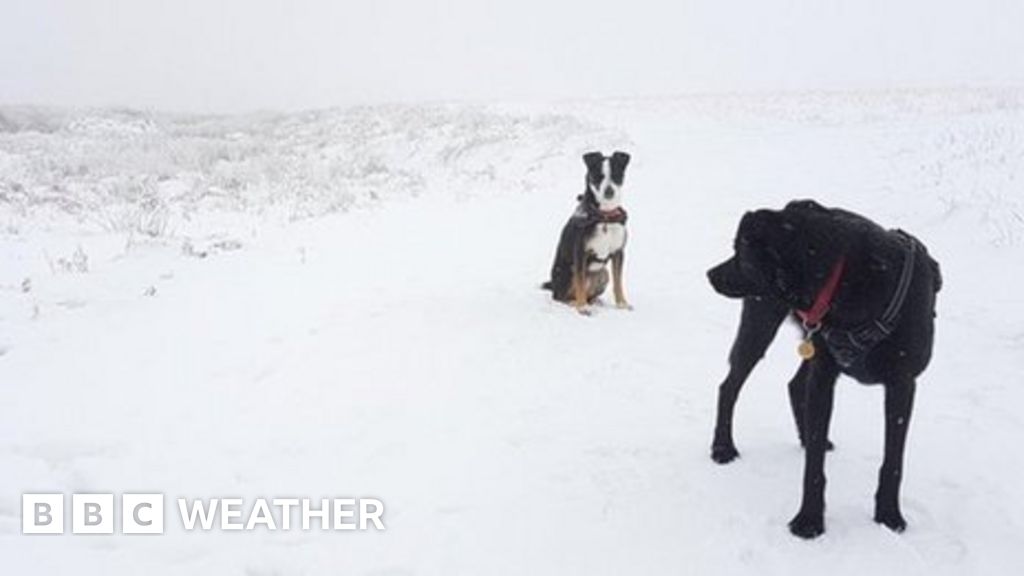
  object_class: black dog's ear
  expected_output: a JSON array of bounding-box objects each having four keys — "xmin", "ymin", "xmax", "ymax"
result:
[
  {"xmin": 737, "ymin": 209, "xmax": 773, "ymax": 241},
  {"xmin": 609, "ymin": 151, "xmax": 630, "ymax": 183},
  {"xmin": 583, "ymin": 151, "xmax": 604, "ymax": 173},
  {"xmin": 784, "ymin": 199, "xmax": 827, "ymax": 213}
]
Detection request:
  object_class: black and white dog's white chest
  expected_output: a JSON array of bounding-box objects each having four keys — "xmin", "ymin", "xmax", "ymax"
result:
[{"xmin": 586, "ymin": 222, "xmax": 627, "ymax": 268}]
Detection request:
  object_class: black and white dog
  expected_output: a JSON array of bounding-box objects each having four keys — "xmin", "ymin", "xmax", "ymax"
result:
[{"xmin": 543, "ymin": 151, "xmax": 632, "ymax": 314}]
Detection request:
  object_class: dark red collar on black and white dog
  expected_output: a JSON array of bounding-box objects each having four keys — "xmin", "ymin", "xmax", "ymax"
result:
[{"xmin": 597, "ymin": 207, "xmax": 628, "ymax": 224}]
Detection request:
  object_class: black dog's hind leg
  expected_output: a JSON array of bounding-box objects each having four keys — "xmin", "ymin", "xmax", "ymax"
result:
[
  {"xmin": 789, "ymin": 353, "xmax": 840, "ymax": 539},
  {"xmin": 788, "ymin": 361, "xmax": 836, "ymax": 451},
  {"xmin": 712, "ymin": 296, "xmax": 789, "ymax": 463},
  {"xmin": 874, "ymin": 378, "xmax": 916, "ymax": 532}
]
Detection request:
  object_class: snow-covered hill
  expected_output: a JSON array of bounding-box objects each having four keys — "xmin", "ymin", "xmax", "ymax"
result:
[{"xmin": 1, "ymin": 90, "xmax": 1023, "ymax": 575}]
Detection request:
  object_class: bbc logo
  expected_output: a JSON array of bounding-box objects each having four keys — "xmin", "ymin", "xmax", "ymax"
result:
[{"xmin": 22, "ymin": 493, "xmax": 164, "ymax": 534}]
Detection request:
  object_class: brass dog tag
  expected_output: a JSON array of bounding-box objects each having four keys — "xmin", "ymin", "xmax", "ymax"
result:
[{"xmin": 798, "ymin": 340, "xmax": 816, "ymax": 360}]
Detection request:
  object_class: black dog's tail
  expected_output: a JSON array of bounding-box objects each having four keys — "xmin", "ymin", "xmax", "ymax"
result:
[
  {"xmin": 905, "ymin": 230, "xmax": 943, "ymax": 294},
  {"xmin": 540, "ymin": 280, "xmax": 553, "ymax": 291},
  {"xmin": 915, "ymin": 235, "xmax": 943, "ymax": 293},
  {"xmin": 929, "ymin": 258, "xmax": 943, "ymax": 293}
]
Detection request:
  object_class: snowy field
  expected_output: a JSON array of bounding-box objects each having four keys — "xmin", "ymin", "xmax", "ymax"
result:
[{"xmin": 1, "ymin": 90, "xmax": 1023, "ymax": 575}]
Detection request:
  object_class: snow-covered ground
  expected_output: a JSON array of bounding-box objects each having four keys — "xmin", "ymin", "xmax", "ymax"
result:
[{"xmin": 1, "ymin": 90, "xmax": 1023, "ymax": 575}]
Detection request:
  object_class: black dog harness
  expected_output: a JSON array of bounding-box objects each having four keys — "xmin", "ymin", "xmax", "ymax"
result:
[{"xmin": 820, "ymin": 230, "xmax": 918, "ymax": 368}]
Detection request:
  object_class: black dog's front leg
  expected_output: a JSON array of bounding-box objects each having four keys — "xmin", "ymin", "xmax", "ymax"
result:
[
  {"xmin": 789, "ymin": 353, "xmax": 840, "ymax": 539},
  {"xmin": 712, "ymin": 296, "xmax": 788, "ymax": 463},
  {"xmin": 874, "ymin": 378, "xmax": 916, "ymax": 532},
  {"xmin": 787, "ymin": 361, "xmax": 811, "ymax": 444},
  {"xmin": 787, "ymin": 361, "xmax": 836, "ymax": 451}
]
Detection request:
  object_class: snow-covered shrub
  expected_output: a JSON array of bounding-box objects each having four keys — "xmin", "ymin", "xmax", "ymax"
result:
[{"xmin": 0, "ymin": 104, "xmax": 611, "ymax": 241}]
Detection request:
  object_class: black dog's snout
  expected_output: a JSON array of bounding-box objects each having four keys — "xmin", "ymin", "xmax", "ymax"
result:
[
  {"xmin": 706, "ymin": 265, "xmax": 717, "ymax": 281},
  {"xmin": 603, "ymin": 187, "xmax": 615, "ymax": 199},
  {"xmin": 707, "ymin": 264, "xmax": 726, "ymax": 291},
  {"xmin": 708, "ymin": 257, "xmax": 755, "ymax": 299}
]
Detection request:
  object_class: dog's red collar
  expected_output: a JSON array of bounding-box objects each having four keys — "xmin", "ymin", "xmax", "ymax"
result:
[
  {"xmin": 797, "ymin": 256, "xmax": 846, "ymax": 327},
  {"xmin": 598, "ymin": 207, "xmax": 627, "ymax": 224}
]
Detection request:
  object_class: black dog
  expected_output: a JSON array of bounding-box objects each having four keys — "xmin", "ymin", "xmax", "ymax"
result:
[
  {"xmin": 707, "ymin": 200, "xmax": 942, "ymax": 538},
  {"xmin": 543, "ymin": 151, "xmax": 632, "ymax": 314}
]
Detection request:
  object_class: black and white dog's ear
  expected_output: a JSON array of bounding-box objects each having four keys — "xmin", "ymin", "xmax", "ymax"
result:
[
  {"xmin": 609, "ymin": 151, "xmax": 631, "ymax": 182},
  {"xmin": 610, "ymin": 151, "xmax": 630, "ymax": 170},
  {"xmin": 583, "ymin": 151, "xmax": 604, "ymax": 173}
]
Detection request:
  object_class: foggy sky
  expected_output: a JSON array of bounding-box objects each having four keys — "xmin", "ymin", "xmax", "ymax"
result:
[{"xmin": 2, "ymin": 0, "xmax": 1022, "ymax": 112}]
